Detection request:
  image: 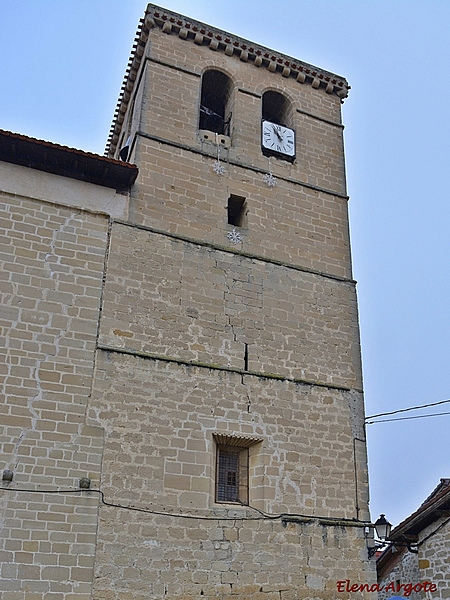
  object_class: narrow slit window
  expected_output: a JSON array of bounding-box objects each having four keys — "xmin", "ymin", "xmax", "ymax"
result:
[{"xmin": 227, "ymin": 195, "xmax": 247, "ymax": 228}]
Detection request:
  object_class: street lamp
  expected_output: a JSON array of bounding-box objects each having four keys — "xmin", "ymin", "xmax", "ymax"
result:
[
  {"xmin": 367, "ymin": 514, "xmax": 417, "ymax": 559},
  {"xmin": 367, "ymin": 514, "xmax": 393, "ymax": 559},
  {"xmin": 374, "ymin": 514, "xmax": 392, "ymax": 541}
]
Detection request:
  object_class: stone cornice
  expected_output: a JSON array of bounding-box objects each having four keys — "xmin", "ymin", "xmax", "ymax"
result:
[{"xmin": 106, "ymin": 4, "xmax": 350, "ymax": 157}]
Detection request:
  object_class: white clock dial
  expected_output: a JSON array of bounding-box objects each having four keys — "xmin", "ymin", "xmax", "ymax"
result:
[{"xmin": 261, "ymin": 120, "xmax": 295, "ymax": 158}]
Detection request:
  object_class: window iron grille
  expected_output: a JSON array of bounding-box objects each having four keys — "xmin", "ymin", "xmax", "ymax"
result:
[{"xmin": 216, "ymin": 445, "xmax": 248, "ymax": 504}]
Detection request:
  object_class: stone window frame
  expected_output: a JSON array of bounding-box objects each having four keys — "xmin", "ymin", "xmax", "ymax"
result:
[{"xmin": 213, "ymin": 433, "xmax": 262, "ymax": 505}]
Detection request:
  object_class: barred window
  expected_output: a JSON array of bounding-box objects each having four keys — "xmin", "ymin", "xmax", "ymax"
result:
[
  {"xmin": 216, "ymin": 445, "xmax": 248, "ymax": 504},
  {"xmin": 213, "ymin": 433, "xmax": 262, "ymax": 505}
]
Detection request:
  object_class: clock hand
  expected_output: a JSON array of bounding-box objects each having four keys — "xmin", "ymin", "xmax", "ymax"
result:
[{"xmin": 272, "ymin": 124, "xmax": 283, "ymax": 141}]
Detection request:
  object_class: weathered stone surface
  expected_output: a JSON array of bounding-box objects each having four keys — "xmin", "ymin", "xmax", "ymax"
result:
[
  {"xmin": 0, "ymin": 6, "xmax": 373, "ymax": 599},
  {"xmin": 99, "ymin": 222, "xmax": 362, "ymax": 388},
  {"xmin": 0, "ymin": 193, "xmax": 107, "ymax": 599}
]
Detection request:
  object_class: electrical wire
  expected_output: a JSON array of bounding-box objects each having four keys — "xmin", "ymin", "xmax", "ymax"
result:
[
  {"xmin": 0, "ymin": 485, "xmax": 370, "ymax": 526},
  {"xmin": 365, "ymin": 398, "xmax": 450, "ymax": 421},
  {"xmin": 0, "ymin": 487, "xmax": 259, "ymax": 521},
  {"xmin": 365, "ymin": 410, "xmax": 450, "ymax": 425}
]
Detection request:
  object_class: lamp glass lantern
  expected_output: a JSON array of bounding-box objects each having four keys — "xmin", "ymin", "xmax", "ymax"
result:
[{"xmin": 374, "ymin": 514, "xmax": 392, "ymax": 540}]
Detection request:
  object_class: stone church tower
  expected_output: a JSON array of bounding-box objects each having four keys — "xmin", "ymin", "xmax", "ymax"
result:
[{"xmin": 0, "ymin": 4, "xmax": 374, "ymax": 599}]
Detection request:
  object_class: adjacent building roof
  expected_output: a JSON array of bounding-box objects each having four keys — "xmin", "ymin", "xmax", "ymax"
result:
[
  {"xmin": 390, "ymin": 478, "xmax": 450, "ymax": 541},
  {"xmin": 0, "ymin": 129, "xmax": 138, "ymax": 191},
  {"xmin": 106, "ymin": 3, "xmax": 350, "ymax": 156},
  {"xmin": 377, "ymin": 479, "xmax": 450, "ymax": 575}
]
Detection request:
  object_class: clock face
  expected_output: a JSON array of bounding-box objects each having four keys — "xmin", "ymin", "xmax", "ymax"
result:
[{"xmin": 261, "ymin": 120, "xmax": 296, "ymax": 159}]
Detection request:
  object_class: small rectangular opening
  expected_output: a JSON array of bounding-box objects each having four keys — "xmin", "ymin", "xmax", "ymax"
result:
[
  {"xmin": 216, "ymin": 444, "xmax": 249, "ymax": 504},
  {"xmin": 227, "ymin": 195, "xmax": 247, "ymax": 228}
]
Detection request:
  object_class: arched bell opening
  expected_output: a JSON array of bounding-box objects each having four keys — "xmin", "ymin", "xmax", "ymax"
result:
[{"xmin": 199, "ymin": 70, "xmax": 233, "ymax": 136}]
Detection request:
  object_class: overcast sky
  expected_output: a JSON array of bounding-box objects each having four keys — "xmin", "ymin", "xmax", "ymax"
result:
[{"xmin": 2, "ymin": 0, "xmax": 450, "ymax": 530}]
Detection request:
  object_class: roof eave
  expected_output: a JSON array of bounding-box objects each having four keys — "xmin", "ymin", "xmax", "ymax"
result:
[
  {"xmin": 0, "ymin": 129, "xmax": 138, "ymax": 192},
  {"xmin": 389, "ymin": 488, "xmax": 450, "ymax": 541}
]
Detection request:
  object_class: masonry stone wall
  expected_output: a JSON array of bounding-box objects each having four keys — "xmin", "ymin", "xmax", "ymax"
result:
[
  {"xmin": 90, "ymin": 351, "xmax": 359, "ymax": 515},
  {"xmin": 93, "ymin": 509, "xmax": 369, "ymax": 600},
  {"xmin": 378, "ymin": 550, "xmax": 420, "ymax": 600},
  {"xmin": 377, "ymin": 516, "xmax": 450, "ymax": 600},
  {"xmin": 98, "ymin": 222, "xmax": 361, "ymax": 388},
  {"xmin": 418, "ymin": 517, "xmax": 450, "ymax": 598},
  {"xmin": 91, "ymin": 18, "xmax": 372, "ymax": 596},
  {"xmin": 88, "ymin": 351, "xmax": 371, "ymax": 599},
  {"xmin": 0, "ymin": 191, "xmax": 107, "ymax": 599},
  {"xmin": 129, "ymin": 138, "xmax": 353, "ymax": 280},
  {"xmin": 0, "ymin": 7, "xmax": 374, "ymax": 599},
  {"xmin": 123, "ymin": 27, "xmax": 352, "ymax": 281},
  {"xmin": 133, "ymin": 29, "xmax": 346, "ymax": 197}
]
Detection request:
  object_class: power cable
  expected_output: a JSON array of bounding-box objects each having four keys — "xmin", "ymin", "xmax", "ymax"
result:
[
  {"xmin": 0, "ymin": 485, "xmax": 370, "ymax": 526},
  {"xmin": 365, "ymin": 410, "xmax": 450, "ymax": 425},
  {"xmin": 365, "ymin": 398, "xmax": 450, "ymax": 422}
]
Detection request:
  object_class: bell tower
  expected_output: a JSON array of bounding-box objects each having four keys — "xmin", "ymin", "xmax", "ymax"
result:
[{"xmin": 92, "ymin": 4, "xmax": 373, "ymax": 597}]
